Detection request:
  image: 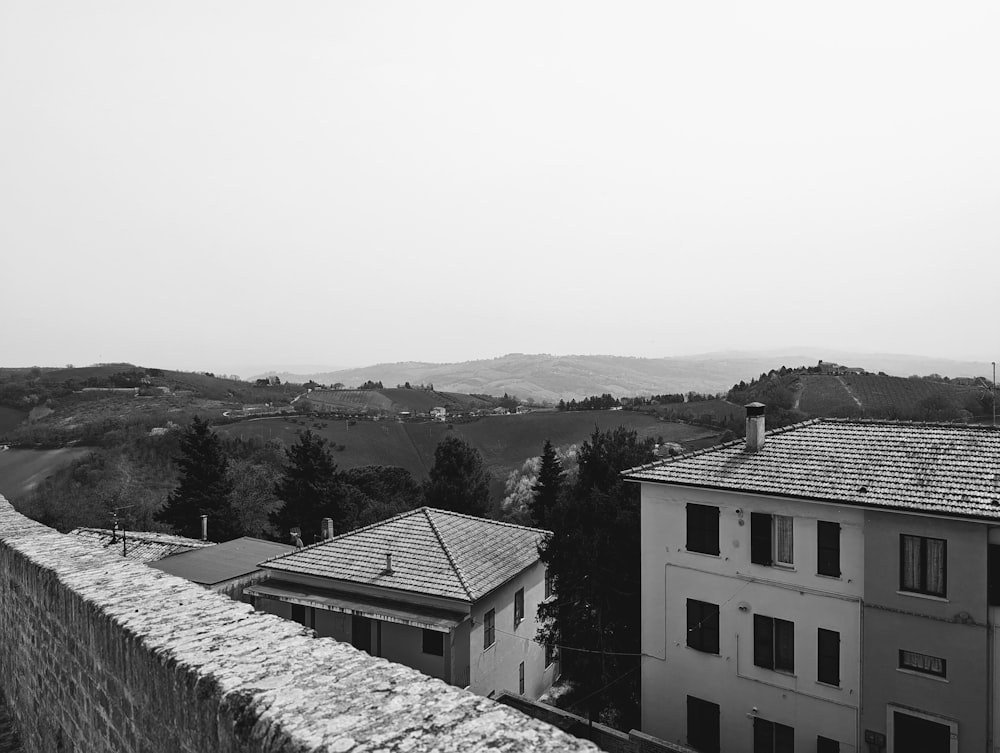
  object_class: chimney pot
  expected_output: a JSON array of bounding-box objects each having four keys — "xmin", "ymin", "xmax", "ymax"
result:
[
  {"xmin": 200, "ymin": 514, "xmax": 208, "ymax": 541},
  {"xmin": 385, "ymin": 551, "xmax": 394, "ymax": 575},
  {"xmin": 321, "ymin": 517, "xmax": 335, "ymax": 540},
  {"xmin": 745, "ymin": 402, "xmax": 766, "ymax": 452}
]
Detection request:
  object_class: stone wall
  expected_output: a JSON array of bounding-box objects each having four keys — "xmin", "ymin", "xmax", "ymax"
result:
[{"xmin": 0, "ymin": 497, "xmax": 597, "ymax": 753}]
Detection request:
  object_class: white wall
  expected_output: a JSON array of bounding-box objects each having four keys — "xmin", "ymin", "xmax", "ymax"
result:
[
  {"xmin": 641, "ymin": 482, "xmax": 864, "ymax": 752},
  {"xmin": 469, "ymin": 560, "xmax": 557, "ymax": 700}
]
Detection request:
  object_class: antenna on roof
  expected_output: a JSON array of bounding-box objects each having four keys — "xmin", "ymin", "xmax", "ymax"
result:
[{"xmin": 109, "ymin": 504, "xmax": 135, "ymax": 557}]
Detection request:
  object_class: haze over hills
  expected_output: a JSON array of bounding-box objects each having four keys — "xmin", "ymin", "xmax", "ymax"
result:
[{"xmin": 262, "ymin": 351, "xmax": 995, "ymax": 404}]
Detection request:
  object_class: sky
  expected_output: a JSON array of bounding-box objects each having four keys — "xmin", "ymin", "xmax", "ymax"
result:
[{"xmin": 2, "ymin": 1, "xmax": 998, "ymax": 376}]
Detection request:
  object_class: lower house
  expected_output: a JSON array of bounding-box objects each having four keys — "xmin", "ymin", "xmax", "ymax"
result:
[
  {"xmin": 247, "ymin": 507, "xmax": 559, "ymax": 699},
  {"xmin": 67, "ymin": 526, "xmax": 214, "ymax": 563},
  {"xmin": 148, "ymin": 536, "xmax": 295, "ymax": 602}
]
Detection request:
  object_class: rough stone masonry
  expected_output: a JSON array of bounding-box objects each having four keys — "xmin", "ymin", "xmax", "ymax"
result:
[{"xmin": 0, "ymin": 496, "xmax": 597, "ymax": 753}]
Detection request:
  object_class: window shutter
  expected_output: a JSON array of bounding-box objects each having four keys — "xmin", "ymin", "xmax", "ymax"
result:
[
  {"xmin": 751, "ymin": 513, "xmax": 773, "ymax": 565},
  {"xmin": 774, "ymin": 619, "xmax": 794, "ymax": 672},
  {"xmin": 753, "ymin": 717, "xmax": 773, "ymax": 753},
  {"xmin": 754, "ymin": 614, "xmax": 773, "ymax": 669},
  {"xmin": 990, "ymin": 545, "xmax": 1000, "ymax": 606},
  {"xmin": 817, "ymin": 521, "xmax": 841, "ymax": 577},
  {"xmin": 818, "ymin": 628, "xmax": 839, "ymax": 685},
  {"xmin": 774, "ymin": 722, "xmax": 794, "ymax": 753}
]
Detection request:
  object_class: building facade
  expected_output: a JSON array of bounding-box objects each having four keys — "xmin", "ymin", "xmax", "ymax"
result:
[
  {"xmin": 247, "ymin": 507, "xmax": 558, "ymax": 700},
  {"xmin": 626, "ymin": 407, "xmax": 1000, "ymax": 753}
]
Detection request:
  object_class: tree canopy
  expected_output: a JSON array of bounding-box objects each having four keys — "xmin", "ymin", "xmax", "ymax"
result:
[
  {"xmin": 537, "ymin": 426, "xmax": 655, "ymax": 728},
  {"xmin": 155, "ymin": 416, "xmax": 238, "ymax": 541},
  {"xmin": 422, "ymin": 436, "xmax": 492, "ymax": 517},
  {"xmin": 529, "ymin": 439, "xmax": 563, "ymax": 530},
  {"xmin": 270, "ymin": 430, "xmax": 342, "ymax": 540}
]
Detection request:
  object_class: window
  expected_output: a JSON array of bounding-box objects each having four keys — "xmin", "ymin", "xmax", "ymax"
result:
[
  {"xmin": 817, "ymin": 735, "xmax": 839, "ymax": 753},
  {"xmin": 989, "ymin": 545, "xmax": 1000, "ymax": 606},
  {"xmin": 291, "ymin": 604, "xmax": 315, "ymax": 629},
  {"xmin": 751, "ymin": 513, "xmax": 793, "ymax": 566},
  {"xmin": 687, "ymin": 599, "xmax": 720, "ymax": 655},
  {"xmin": 817, "ymin": 521, "xmax": 841, "ymax": 577},
  {"xmin": 544, "ymin": 568, "xmax": 554, "ymax": 599},
  {"xmin": 518, "ymin": 661, "xmax": 525, "ymax": 694},
  {"xmin": 900, "ymin": 535, "xmax": 946, "ymax": 597},
  {"xmin": 753, "ymin": 717, "xmax": 794, "ymax": 753},
  {"xmin": 514, "ymin": 588, "xmax": 524, "ymax": 625},
  {"xmin": 898, "ymin": 649, "xmax": 946, "ymax": 678},
  {"xmin": 686, "ymin": 696, "xmax": 721, "ymax": 753},
  {"xmin": 754, "ymin": 614, "xmax": 794, "ymax": 672},
  {"xmin": 817, "ymin": 629, "xmax": 840, "ymax": 686},
  {"xmin": 545, "ymin": 642, "xmax": 556, "ymax": 667},
  {"xmin": 483, "ymin": 608, "xmax": 495, "ymax": 649},
  {"xmin": 422, "ymin": 629, "xmax": 444, "ymax": 656},
  {"xmin": 687, "ymin": 504, "xmax": 720, "ymax": 555}
]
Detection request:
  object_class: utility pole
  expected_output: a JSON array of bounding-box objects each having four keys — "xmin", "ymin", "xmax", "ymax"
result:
[{"xmin": 993, "ymin": 361, "xmax": 996, "ymax": 426}]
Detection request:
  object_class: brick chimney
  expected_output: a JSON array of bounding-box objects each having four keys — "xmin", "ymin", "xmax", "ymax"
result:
[
  {"xmin": 745, "ymin": 402, "xmax": 766, "ymax": 452},
  {"xmin": 200, "ymin": 514, "xmax": 208, "ymax": 541}
]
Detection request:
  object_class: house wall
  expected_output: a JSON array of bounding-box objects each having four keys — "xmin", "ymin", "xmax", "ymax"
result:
[
  {"xmin": 469, "ymin": 560, "xmax": 557, "ymax": 700},
  {"xmin": 380, "ymin": 621, "xmax": 448, "ymax": 681},
  {"xmin": 862, "ymin": 510, "xmax": 990, "ymax": 753},
  {"xmin": 641, "ymin": 483, "xmax": 864, "ymax": 752}
]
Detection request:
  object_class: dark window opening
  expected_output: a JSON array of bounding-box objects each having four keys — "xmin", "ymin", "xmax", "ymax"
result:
[
  {"xmin": 817, "ymin": 735, "xmax": 839, "ymax": 753},
  {"xmin": 751, "ymin": 512, "xmax": 773, "ymax": 565},
  {"xmin": 753, "ymin": 717, "xmax": 794, "ymax": 753},
  {"xmin": 686, "ymin": 695, "xmax": 721, "ymax": 753},
  {"xmin": 483, "ymin": 608, "xmax": 495, "ymax": 649},
  {"xmin": 687, "ymin": 599, "xmax": 720, "ymax": 654},
  {"xmin": 422, "ymin": 629, "xmax": 444, "ymax": 656},
  {"xmin": 514, "ymin": 588, "xmax": 524, "ymax": 625},
  {"xmin": 687, "ymin": 504, "xmax": 720, "ymax": 555},
  {"xmin": 817, "ymin": 628, "xmax": 840, "ymax": 686},
  {"xmin": 817, "ymin": 521, "xmax": 841, "ymax": 577},
  {"xmin": 898, "ymin": 649, "xmax": 946, "ymax": 678}
]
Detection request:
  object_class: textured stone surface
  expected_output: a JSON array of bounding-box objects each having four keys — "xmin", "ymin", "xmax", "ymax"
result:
[{"xmin": 0, "ymin": 496, "xmax": 597, "ymax": 752}]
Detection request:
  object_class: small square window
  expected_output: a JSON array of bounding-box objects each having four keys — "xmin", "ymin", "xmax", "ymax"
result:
[
  {"xmin": 483, "ymin": 608, "xmax": 495, "ymax": 649},
  {"xmin": 900, "ymin": 535, "xmax": 946, "ymax": 597},
  {"xmin": 514, "ymin": 588, "xmax": 524, "ymax": 626},
  {"xmin": 751, "ymin": 513, "xmax": 793, "ymax": 566},
  {"xmin": 422, "ymin": 629, "xmax": 444, "ymax": 656},
  {"xmin": 898, "ymin": 649, "xmax": 946, "ymax": 678}
]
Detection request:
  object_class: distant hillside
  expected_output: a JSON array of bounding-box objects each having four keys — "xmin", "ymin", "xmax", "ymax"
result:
[
  {"xmin": 269, "ymin": 351, "xmax": 995, "ymax": 404},
  {"xmin": 299, "ymin": 388, "xmax": 494, "ymax": 416},
  {"xmin": 730, "ymin": 369, "xmax": 991, "ymax": 424}
]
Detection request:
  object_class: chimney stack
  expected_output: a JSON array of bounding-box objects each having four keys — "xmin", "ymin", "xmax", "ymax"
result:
[
  {"xmin": 384, "ymin": 551, "xmax": 394, "ymax": 575},
  {"xmin": 200, "ymin": 514, "xmax": 208, "ymax": 541},
  {"xmin": 745, "ymin": 403, "xmax": 766, "ymax": 452},
  {"xmin": 321, "ymin": 517, "xmax": 335, "ymax": 540}
]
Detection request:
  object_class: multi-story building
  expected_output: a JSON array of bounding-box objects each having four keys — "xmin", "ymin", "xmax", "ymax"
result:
[
  {"xmin": 247, "ymin": 507, "xmax": 558, "ymax": 700},
  {"xmin": 625, "ymin": 403, "xmax": 1000, "ymax": 753}
]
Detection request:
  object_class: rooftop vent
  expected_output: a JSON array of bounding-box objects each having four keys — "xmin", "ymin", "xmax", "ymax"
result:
[
  {"xmin": 745, "ymin": 403, "xmax": 766, "ymax": 452},
  {"xmin": 383, "ymin": 551, "xmax": 394, "ymax": 575}
]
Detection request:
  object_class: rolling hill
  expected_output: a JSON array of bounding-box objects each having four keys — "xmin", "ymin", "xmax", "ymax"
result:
[{"xmin": 267, "ymin": 351, "xmax": 994, "ymax": 404}]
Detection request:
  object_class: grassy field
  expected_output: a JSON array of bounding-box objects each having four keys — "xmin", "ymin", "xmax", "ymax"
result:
[
  {"xmin": 842, "ymin": 374, "xmax": 977, "ymax": 417},
  {"xmin": 216, "ymin": 410, "xmax": 719, "ymax": 483},
  {"xmin": 643, "ymin": 399, "xmax": 744, "ymax": 425},
  {"xmin": 0, "ymin": 447, "xmax": 91, "ymax": 501},
  {"xmin": 795, "ymin": 375, "xmax": 862, "ymax": 417}
]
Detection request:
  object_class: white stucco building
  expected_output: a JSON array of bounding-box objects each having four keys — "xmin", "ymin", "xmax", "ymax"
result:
[{"xmin": 247, "ymin": 507, "xmax": 558, "ymax": 700}]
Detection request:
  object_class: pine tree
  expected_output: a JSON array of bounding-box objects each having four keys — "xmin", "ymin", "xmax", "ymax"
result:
[
  {"xmin": 156, "ymin": 416, "xmax": 238, "ymax": 541},
  {"xmin": 270, "ymin": 430, "xmax": 342, "ymax": 540},
  {"xmin": 422, "ymin": 436, "xmax": 492, "ymax": 517},
  {"xmin": 529, "ymin": 439, "xmax": 562, "ymax": 530}
]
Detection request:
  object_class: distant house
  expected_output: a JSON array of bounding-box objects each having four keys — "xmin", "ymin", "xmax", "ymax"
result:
[
  {"xmin": 149, "ymin": 537, "xmax": 295, "ymax": 602},
  {"xmin": 431, "ymin": 406, "xmax": 447, "ymax": 421},
  {"xmin": 68, "ymin": 527, "xmax": 213, "ymax": 564},
  {"xmin": 247, "ymin": 508, "xmax": 558, "ymax": 700},
  {"xmin": 515, "ymin": 406, "xmax": 532, "ymax": 414},
  {"xmin": 493, "ymin": 407, "xmax": 510, "ymax": 415}
]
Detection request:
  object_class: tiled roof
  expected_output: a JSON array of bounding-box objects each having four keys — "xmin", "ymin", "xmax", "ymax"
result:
[
  {"xmin": 624, "ymin": 419, "xmax": 1000, "ymax": 520},
  {"xmin": 68, "ymin": 527, "xmax": 214, "ymax": 563},
  {"xmin": 261, "ymin": 507, "xmax": 547, "ymax": 602}
]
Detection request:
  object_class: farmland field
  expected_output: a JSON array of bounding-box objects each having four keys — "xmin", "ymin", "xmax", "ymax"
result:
[
  {"xmin": 795, "ymin": 376, "xmax": 862, "ymax": 417},
  {"xmin": 300, "ymin": 388, "xmax": 494, "ymax": 415},
  {"xmin": 644, "ymin": 399, "xmax": 744, "ymax": 425},
  {"xmin": 0, "ymin": 447, "xmax": 91, "ymax": 501},
  {"xmin": 841, "ymin": 374, "xmax": 977, "ymax": 417},
  {"xmin": 215, "ymin": 410, "xmax": 719, "ymax": 483}
]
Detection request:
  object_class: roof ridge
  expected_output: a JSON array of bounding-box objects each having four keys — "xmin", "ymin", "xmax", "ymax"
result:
[
  {"xmin": 425, "ymin": 507, "xmax": 551, "ymax": 534},
  {"xmin": 424, "ymin": 508, "xmax": 474, "ymax": 601}
]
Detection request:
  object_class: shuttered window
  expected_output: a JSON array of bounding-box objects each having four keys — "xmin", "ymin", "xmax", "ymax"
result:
[
  {"xmin": 687, "ymin": 599, "xmax": 720, "ymax": 654},
  {"xmin": 817, "ymin": 628, "xmax": 840, "ymax": 686},
  {"xmin": 751, "ymin": 513, "xmax": 773, "ymax": 565},
  {"xmin": 817, "ymin": 521, "xmax": 841, "ymax": 577},
  {"xmin": 754, "ymin": 614, "xmax": 794, "ymax": 672},
  {"xmin": 687, "ymin": 696, "xmax": 721, "ymax": 753},
  {"xmin": 687, "ymin": 504, "xmax": 720, "ymax": 555}
]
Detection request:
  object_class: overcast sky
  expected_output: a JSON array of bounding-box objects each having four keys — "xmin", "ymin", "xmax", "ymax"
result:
[{"xmin": 2, "ymin": 1, "xmax": 997, "ymax": 375}]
